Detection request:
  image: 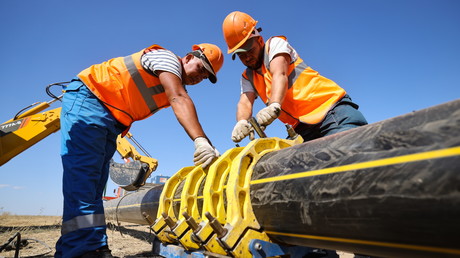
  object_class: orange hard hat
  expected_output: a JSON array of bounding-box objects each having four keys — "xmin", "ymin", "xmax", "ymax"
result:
[
  {"xmin": 192, "ymin": 43, "xmax": 224, "ymax": 84},
  {"xmin": 222, "ymin": 11, "xmax": 258, "ymax": 54}
]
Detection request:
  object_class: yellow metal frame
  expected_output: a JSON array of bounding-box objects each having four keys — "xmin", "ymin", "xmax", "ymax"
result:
[
  {"xmin": 194, "ymin": 147, "xmax": 244, "ymax": 254},
  {"xmin": 151, "ymin": 136, "xmax": 303, "ymax": 256},
  {"xmin": 172, "ymin": 165, "xmax": 206, "ymax": 250},
  {"xmin": 220, "ymin": 137, "xmax": 302, "ymax": 256},
  {"xmin": 152, "ymin": 166, "xmax": 195, "ymax": 243}
]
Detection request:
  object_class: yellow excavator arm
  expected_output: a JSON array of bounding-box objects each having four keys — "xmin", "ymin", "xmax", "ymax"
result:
[
  {"xmin": 115, "ymin": 132, "xmax": 158, "ymax": 173},
  {"xmin": 0, "ymin": 99, "xmax": 61, "ymax": 166},
  {"xmin": 0, "ymin": 98, "xmax": 157, "ymax": 191},
  {"xmin": 110, "ymin": 132, "xmax": 158, "ymax": 191}
]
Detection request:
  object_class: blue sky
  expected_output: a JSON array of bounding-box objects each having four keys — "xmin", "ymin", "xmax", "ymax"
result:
[{"xmin": 1, "ymin": 0, "xmax": 459, "ymax": 215}]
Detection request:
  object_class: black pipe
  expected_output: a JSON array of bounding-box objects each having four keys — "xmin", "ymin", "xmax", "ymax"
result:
[
  {"xmin": 104, "ymin": 184, "xmax": 164, "ymax": 225},
  {"xmin": 250, "ymin": 99, "xmax": 460, "ymax": 257}
]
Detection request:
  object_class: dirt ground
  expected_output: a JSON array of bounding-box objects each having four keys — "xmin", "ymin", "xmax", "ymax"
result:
[
  {"xmin": 0, "ymin": 214, "xmax": 153, "ymax": 258},
  {"xmin": 0, "ymin": 214, "xmax": 353, "ymax": 258}
]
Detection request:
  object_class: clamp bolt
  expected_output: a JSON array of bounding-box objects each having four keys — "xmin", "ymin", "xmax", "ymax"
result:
[
  {"xmin": 205, "ymin": 212, "xmax": 227, "ymax": 238},
  {"xmin": 182, "ymin": 211, "xmax": 200, "ymax": 232},
  {"xmin": 162, "ymin": 212, "xmax": 177, "ymax": 230}
]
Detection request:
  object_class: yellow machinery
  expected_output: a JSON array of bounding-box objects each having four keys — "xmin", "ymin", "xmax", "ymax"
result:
[
  {"xmin": 0, "ymin": 91, "xmax": 158, "ymax": 191},
  {"xmin": 150, "ymin": 136, "xmax": 304, "ymax": 257},
  {"xmin": 0, "ymin": 98, "xmax": 61, "ymax": 166}
]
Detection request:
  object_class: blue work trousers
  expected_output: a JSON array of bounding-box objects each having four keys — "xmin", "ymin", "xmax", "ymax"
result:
[
  {"xmin": 294, "ymin": 95, "xmax": 368, "ymax": 142},
  {"xmin": 55, "ymin": 79, "xmax": 125, "ymax": 258}
]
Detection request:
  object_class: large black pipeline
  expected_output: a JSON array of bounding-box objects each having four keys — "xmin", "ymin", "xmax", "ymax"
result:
[
  {"xmin": 251, "ymin": 99, "xmax": 460, "ymax": 257},
  {"xmin": 104, "ymin": 99, "xmax": 460, "ymax": 257}
]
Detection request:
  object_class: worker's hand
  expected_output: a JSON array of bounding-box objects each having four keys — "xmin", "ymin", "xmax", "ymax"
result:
[
  {"xmin": 231, "ymin": 120, "xmax": 253, "ymax": 142},
  {"xmin": 256, "ymin": 103, "xmax": 281, "ymax": 127},
  {"xmin": 194, "ymin": 137, "xmax": 220, "ymax": 168}
]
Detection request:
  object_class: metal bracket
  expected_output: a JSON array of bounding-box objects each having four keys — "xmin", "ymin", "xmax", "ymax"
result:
[{"xmin": 249, "ymin": 239, "xmax": 313, "ymax": 258}]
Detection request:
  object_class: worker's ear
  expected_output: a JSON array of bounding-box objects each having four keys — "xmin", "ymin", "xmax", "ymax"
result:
[
  {"xmin": 184, "ymin": 53, "xmax": 194, "ymax": 64},
  {"xmin": 257, "ymin": 36, "xmax": 264, "ymax": 46}
]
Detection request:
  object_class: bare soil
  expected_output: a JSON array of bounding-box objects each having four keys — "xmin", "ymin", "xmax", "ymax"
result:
[
  {"xmin": 0, "ymin": 214, "xmax": 353, "ymax": 258},
  {"xmin": 0, "ymin": 214, "xmax": 153, "ymax": 258}
]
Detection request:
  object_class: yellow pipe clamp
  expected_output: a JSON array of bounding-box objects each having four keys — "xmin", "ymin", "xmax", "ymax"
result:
[{"xmin": 151, "ymin": 136, "xmax": 303, "ymax": 256}]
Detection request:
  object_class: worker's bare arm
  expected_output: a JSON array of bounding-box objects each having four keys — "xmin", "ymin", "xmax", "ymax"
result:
[
  {"xmin": 159, "ymin": 71, "xmax": 206, "ymax": 140},
  {"xmin": 268, "ymin": 53, "xmax": 291, "ymax": 105},
  {"xmin": 236, "ymin": 91, "xmax": 256, "ymax": 121}
]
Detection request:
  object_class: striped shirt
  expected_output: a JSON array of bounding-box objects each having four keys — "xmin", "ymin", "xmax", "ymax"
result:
[{"xmin": 141, "ymin": 49, "xmax": 182, "ymax": 81}]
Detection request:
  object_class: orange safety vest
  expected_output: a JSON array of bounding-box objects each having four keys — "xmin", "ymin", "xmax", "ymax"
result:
[
  {"xmin": 78, "ymin": 44, "xmax": 174, "ymax": 127},
  {"xmin": 243, "ymin": 36, "xmax": 346, "ymax": 127}
]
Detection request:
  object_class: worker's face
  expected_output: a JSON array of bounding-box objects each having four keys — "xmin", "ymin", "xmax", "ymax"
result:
[
  {"xmin": 236, "ymin": 37, "xmax": 264, "ymax": 70},
  {"xmin": 182, "ymin": 55, "xmax": 210, "ymax": 85}
]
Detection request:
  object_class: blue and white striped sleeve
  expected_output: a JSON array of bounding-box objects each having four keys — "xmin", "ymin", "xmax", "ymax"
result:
[{"xmin": 141, "ymin": 49, "xmax": 182, "ymax": 80}]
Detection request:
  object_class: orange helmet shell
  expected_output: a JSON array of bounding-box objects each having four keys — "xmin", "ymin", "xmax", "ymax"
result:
[
  {"xmin": 222, "ymin": 11, "xmax": 258, "ymax": 54},
  {"xmin": 192, "ymin": 43, "xmax": 224, "ymax": 83}
]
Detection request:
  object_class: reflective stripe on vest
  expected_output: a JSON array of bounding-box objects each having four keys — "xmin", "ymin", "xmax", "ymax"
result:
[
  {"xmin": 243, "ymin": 36, "xmax": 346, "ymax": 126},
  {"xmin": 245, "ymin": 67, "xmax": 300, "ymax": 125},
  {"xmin": 61, "ymin": 213, "xmax": 106, "ymax": 235},
  {"xmin": 78, "ymin": 44, "xmax": 171, "ymax": 127},
  {"xmin": 245, "ymin": 57, "xmax": 308, "ymax": 125},
  {"xmin": 123, "ymin": 55, "xmax": 165, "ymax": 112},
  {"xmin": 263, "ymin": 48, "xmax": 308, "ymax": 90}
]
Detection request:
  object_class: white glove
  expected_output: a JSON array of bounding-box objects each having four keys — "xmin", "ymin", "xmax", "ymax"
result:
[
  {"xmin": 231, "ymin": 120, "xmax": 253, "ymax": 142},
  {"xmin": 256, "ymin": 103, "xmax": 281, "ymax": 127},
  {"xmin": 193, "ymin": 137, "xmax": 220, "ymax": 168}
]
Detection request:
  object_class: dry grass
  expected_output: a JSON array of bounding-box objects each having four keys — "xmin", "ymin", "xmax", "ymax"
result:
[
  {"xmin": 0, "ymin": 214, "xmax": 153, "ymax": 257},
  {"xmin": 0, "ymin": 214, "xmax": 61, "ymax": 257}
]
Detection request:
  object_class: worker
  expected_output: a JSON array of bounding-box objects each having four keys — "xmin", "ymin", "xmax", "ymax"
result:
[
  {"xmin": 55, "ymin": 43, "xmax": 224, "ymax": 258},
  {"xmin": 222, "ymin": 11, "xmax": 368, "ymax": 143}
]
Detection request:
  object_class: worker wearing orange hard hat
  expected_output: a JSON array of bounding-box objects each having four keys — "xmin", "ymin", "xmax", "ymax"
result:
[
  {"xmin": 222, "ymin": 11, "xmax": 367, "ymax": 143},
  {"xmin": 56, "ymin": 43, "xmax": 223, "ymax": 258}
]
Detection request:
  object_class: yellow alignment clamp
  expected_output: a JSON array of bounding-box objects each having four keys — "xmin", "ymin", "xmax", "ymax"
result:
[
  {"xmin": 151, "ymin": 136, "xmax": 302, "ymax": 257},
  {"xmin": 151, "ymin": 166, "xmax": 195, "ymax": 244},
  {"xmin": 220, "ymin": 137, "xmax": 302, "ymax": 257},
  {"xmin": 171, "ymin": 165, "xmax": 206, "ymax": 250},
  {"xmin": 193, "ymin": 147, "xmax": 245, "ymax": 255}
]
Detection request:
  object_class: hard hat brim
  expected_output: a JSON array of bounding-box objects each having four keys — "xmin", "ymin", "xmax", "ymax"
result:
[
  {"xmin": 202, "ymin": 59, "xmax": 217, "ymax": 83},
  {"xmin": 230, "ymin": 36, "xmax": 258, "ymax": 60},
  {"xmin": 227, "ymin": 25, "xmax": 260, "ymax": 54},
  {"xmin": 190, "ymin": 50, "xmax": 217, "ymax": 84}
]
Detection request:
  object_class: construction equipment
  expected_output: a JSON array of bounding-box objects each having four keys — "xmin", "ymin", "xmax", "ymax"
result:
[
  {"xmin": 3, "ymin": 83, "xmax": 460, "ymax": 257},
  {"xmin": 0, "ymin": 97, "xmax": 61, "ymax": 166},
  {"xmin": 104, "ymin": 99, "xmax": 460, "ymax": 258},
  {"xmin": 0, "ymin": 84, "xmax": 157, "ymax": 191},
  {"xmin": 109, "ymin": 132, "xmax": 158, "ymax": 191}
]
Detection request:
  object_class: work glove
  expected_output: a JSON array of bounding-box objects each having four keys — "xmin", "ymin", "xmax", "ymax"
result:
[
  {"xmin": 231, "ymin": 120, "xmax": 253, "ymax": 142},
  {"xmin": 194, "ymin": 137, "xmax": 220, "ymax": 168},
  {"xmin": 256, "ymin": 102, "xmax": 281, "ymax": 127}
]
